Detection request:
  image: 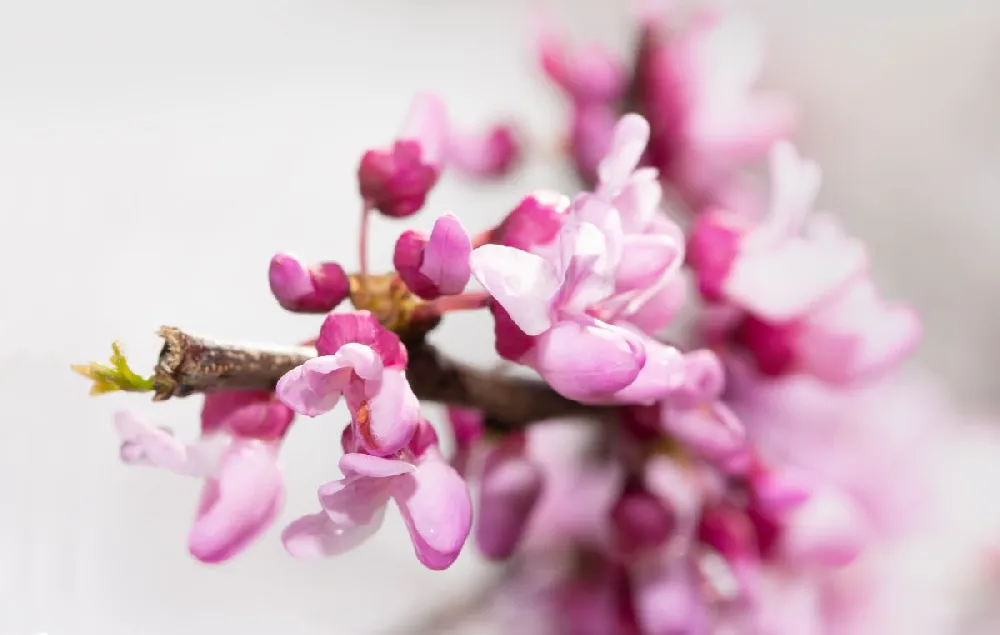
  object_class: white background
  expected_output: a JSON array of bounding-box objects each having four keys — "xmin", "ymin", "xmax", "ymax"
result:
[{"xmin": 2, "ymin": 0, "xmax": 999, "ymax": 633}]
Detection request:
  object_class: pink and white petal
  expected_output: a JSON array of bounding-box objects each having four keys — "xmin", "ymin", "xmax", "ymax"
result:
[
  {"xmin": 187, "ymin": 441, "xmax": 284, "ymax": 564},
  {"xmin": 351, "ymin": 368, "xmax": 420, "ymax": 456},
  {"xmin": 632, "ymin": 556, "xmax": 711, "ymax": 635},
  {"xmin": 615, "ymin": 233, "xmax": 682, "ymax": 294},
  {"xmin": 611, "ymin": 167, "xmax": 662, "ymax": 232},
  {"xmin": 608, "ymin": 338, "xmax": 686, "ymax": 405},
  {"xmin": 419, "ymin": 213, "xmax": 472, "ymax": 295},
  {"xmin": 274, "ymin": 357, "xmax": 352, "ymax": 417},
  {"xmin": 316, "ymin": 311, "xmax": 408, "ymax": 367},
  {"xmin": 317, "ymin": 474, "xmax": 394, "ymax": 528},
  {"xmin": 469, "ymin": 245, "xmax": 560, "ymax": 336},
  {"xmin": 391, "ymin": 459, "xmax": 473, "ymax": 570},
  {"xmin": 527, "ymin": 317, "xmax": 646, "ymax": 402},
  {"xmin": 339, "ymin": 452, "xmax": 416, "ymax": 479},
  {"xmin": 780, "ymin": 487, "xmax": 867, "ymax": 568},
  {"xmin": 398, "ymin": 92, "xmax": 449, "ymax": 168},
  {"xmin": 596, "ymin": 113, "xmax": 651, "ymax": 195},
  {"xmin": 281, "ymin": 506, "xmax": 387, "ymax": 560},
  {"xmin": 564, "ymin": 195, "xmax": 623, "ymax": 271},
  {"xmin": 724, "ymin": 236, "xmax": 869, "ymax": 322}
]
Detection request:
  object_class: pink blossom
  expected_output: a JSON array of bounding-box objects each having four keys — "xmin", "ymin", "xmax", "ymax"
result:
[
  {"xmin": 358, "ymin": 93, "xmax": 448, "ymax": 218},
  {"xmin": 275, "ymin": 311, "xmax": 419, "ymax": 456},
  {"xmin": 489, "ymin": 191, "xmax": 569, "ymax": 252},
  {"xmin": 475, "ymin": 433, "xmax": 545, "ymax": 559},
  {"xmin": 268, "ymin": 253, "xmax": 349, "ymax": 313},
  {"xmin": 537, "ymin": 18, "xmax": 628, "ymax": 105},
  {"xmin": 114, "ymin": 391, "xmax": 293, "ymax": 563},
  {"xmin": 281, "ymin": 423, "xmax": 472, "ymax": 570},
  {"xmin": 393, "ymin": 213, "xmax": 472, "ymax": 299},
  {"xmin": 632, "ymin": 555, "xmax": 710, "ymax": 635},
  {"xmin": 446, "ymin": 122, "xmax": 522, "ymax": 179}
]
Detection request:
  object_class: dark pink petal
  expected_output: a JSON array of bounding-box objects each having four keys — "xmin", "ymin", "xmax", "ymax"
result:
[
  {"xmin": 611, "ymin": 489, "xmax": 675, "ymax": 556},
  {"xmin": 393, "ymin": 229, "xmax": 437, "ymax": 299},
  {"xmin": 201, "ymin": 391, "xmax": 294, "ymax": 441},
  {"xmin": 268, "ymin": 253, "xmax": 349, "ymax": 313},
  {"xmin": 447, "ymin": 407, "xmax": 485, "ymax": 447},
  {"xmin": 188, "ymin": 441, "xmax": 284, "ymax": 564},
  {"xmin": 686, "ymin": 211, "xmax": 744, "ymax": 302},
  {"xmin": 281, "ymin": 508, "xmax": 386, "ymax": 560},
  {"xmin": 491, "ymin": 191, "xmax": 568, "ymax": 252},
  {"xmin": 406, "ymin": 418, "xmax": 441, "ymax": 460},
  {"xmin": 358, "ymin": 141, "xmax": 439, "ymax": 218},
  {"xmin": 527, "ymin": 317, "xmax": 646, "ymax": 402},
  {"xmin": 316, "ymin": 310, "xmax": 408, "ymax": 367},
  {"xmin": 569, "ymin": 103, "xmax": 619, "ymax": 186},
  {"xmin": 446, "ymin": 123, "xmax": 522, "ymax": 179},
  {"xmin": 418, "ymin": 213, "xmax": 472, "ymax": 296},
  {"xmin": 475, "ymin": 436, "xmax": 544, "ymax": 559},
  {"xmin": 347, "ymin": 368, "xmax": 420, "ymax": 456},
  {"xmin": 391, "ymin": 459, "xmax": 472, "ymax": 570},
  {"xmin": 537, "ymin": 20, "xmax": 628, "ymax": 103},
  {"xmin": 489, "ymin": 300, "xmax": 537, "ymax": 362}
]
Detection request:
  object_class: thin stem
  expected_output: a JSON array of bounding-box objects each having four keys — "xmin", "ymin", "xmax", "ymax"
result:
[
  {"xmin": 359, "ymin": 200, "xmax": 372, "ymax": 286},
  {"xmin": 429, "ymin": 291, "xmax": 491, "ymax": 314}
]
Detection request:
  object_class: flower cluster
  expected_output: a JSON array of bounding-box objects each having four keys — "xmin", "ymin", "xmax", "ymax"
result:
[{"xmin": 74, "ymin": 2, "xmax": 1000, "ymax": 634}]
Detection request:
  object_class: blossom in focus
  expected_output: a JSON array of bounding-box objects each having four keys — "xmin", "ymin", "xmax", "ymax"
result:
[
  {"xmin": 268, "ymin": 253, "xmax": 350, "ymax": 313},
  {"xmin": 393, "ymin": 212, "xmax": 473, "ymax": 299},
  {"xmin": 275, "ymin": 311, "xmax": 419, "ymax": 456},
  {"xmin": 358, "ymin": 93, "xmax": 448, "ymax": 218},
  {"xmin": 281, "ymin": 421, "xmax": 472, "ymax": 570},
  {"xmin": 114, "ymin": 390, "xmax": 294, "ymax": 563}
]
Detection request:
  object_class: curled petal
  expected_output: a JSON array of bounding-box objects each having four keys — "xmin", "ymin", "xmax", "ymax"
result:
[
  {"xmin": 470, "ymin": 245, "xmax": 560, "ymax": 336},
  {"xmin": 114, "ymin": 411, "xmax": 220, "ymax": 477},
  {"xmin": 350, "ymin": 368, "xmax": 420, "ymax": 456},
  {"xmin": 492, "ymin": 191, "xmax": 568, "ymax": 252},
  {"xmin": 282, "ymin": 507, "xmax": 387, "ymax": 560},
  {"xmin": 275, "ymin": 353, "xmax": 361, "ymax": 418},
  {"xmin": 316, "ymin": 311, "xmax": 408, "ymax": 367},
  {"xmin": 475, "ymin": 437, "xmax": 545, "ymax": 559},
  {"xmin": 596, "ymin": 113, "xmax": 651, "ymax": 196},
  {"xmin": 188, "ymin": 441, "xmax": 284, "ymax": 564},
  {"xmin": 398, "ymin": 92, "xmax": 449, "ymax": 169},
  {"xmin": 611, "ymin": 167, "xmax": 662, "ymax": 232},
  {"xmin": 268, "ymin": 253, "xmax": 349, "ymax": 313},
  {"xmin": 527, "ymin": 317, "xmax": 646, "ymax": 402},
  {"xmin": 319, "ymin": 469, "xmax": 398, "ymax": 527},
  {"xmin": 419, "ymin": 213, "xmax": 472, "ymax": 295},
  {"xmin": 391, "ymin": 459, "xmax": 472, "ymax": 570}
]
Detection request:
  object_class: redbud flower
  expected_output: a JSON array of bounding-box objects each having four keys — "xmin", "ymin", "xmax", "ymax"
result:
[
  {"xmin": 538, "ymin": 18, "xmax": 628, "ymax": 105},
  {"xmin": 393, "ymin": 213, "xmax": 472, "ymax": 299},
  {"xmin": 268, "ymin": 253, "xmax": 349, "ymax": 313},
  {"xmin": 276, "ymin": 311, "xmax": 418, "ymax": 456},
  {"xmin": 490, "ymin": 191, "xmax": 569, "ymax": 252},
  {"xmin": 446, "ymin": 122, "xmax": 523, "ymax": 179},
  {"xmin": 358, "ymin": 93, "xmax": 448, "ymax": 218},
  {"xmin": 114, "ymin": 390, "xmax": 293, "ymax": 563},
  {"xmin": 475, "ymin": 433, "xmax": 545, "ymax": 559},
  {"xmin": 281, "ymin": 422, "xmax": 472, "ymax": 570}
]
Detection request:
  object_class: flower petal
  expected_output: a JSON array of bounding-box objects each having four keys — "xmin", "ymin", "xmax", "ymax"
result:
[
  {"xmin": 527, "ymin": 317, "xmax": 646, "ymax": 402},
  {"xmin": 469, "ymin": 244, "xmax": 560, "ymax": 336},
  {"xmin": 281, "ymin": 507, "xmax": 387, "ymax": 559},
  {"xmin": 606, "ymin": 338, "xmax": 686, "ymax": 405},
  {"xmin": 780, "ymin": 487, "xmax": 866, "ymax": 567},
  {"xmin": 661, "ymin": 402, "xmax": 746, "ymax": 465},
  {"xmin": 318, "ymin": 470, "xmax": 396, "ymax": 527},
  {"xmin": 348, "ymin": 368, "xmax": 420, "ymax": 456},
  {"xmin": 114, "ymin": 410, "xmax": 221, "ymax": 477},
  {"xmin": 633, "ymin": 557, "xmax": 710, "ymax": 635},
  {"xmin": 615, "ymin": 233, "xmax": 682, "ymax": 294},
  {"xmin": 391, "ymin": 459, "xmax": 472, "ymax": 570},
  {"xmin": 596, "ymin": 113, "xmax": 650, "ymax": 196},
  {"xmin": 475, "ymin": 437, "xmax": 544, "ymax": 559},
  {"xmin": 316, "ymin": 311, "xmax": 408, "ymax": 367},
  {"xmin": 201, "ymin": 391, "xmax": 294, "ymax": 441},
  {"xmin": 188, "ymin": 441, "xmax": 284, "ymax": 563},
  {"xmin": 398, "ymin": 92, "xmax": 449, "ymax": 168},
  {"xmin": 274, "ymin": 357, "xmax": 352, "ymax": 417},
  {"xmin": 419, "ymin": 213, "xmax": 472, "ymax": 296}
]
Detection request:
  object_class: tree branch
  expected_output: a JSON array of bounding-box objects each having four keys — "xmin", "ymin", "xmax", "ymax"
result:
[{"xmin": 152, "ymin": 326, "xmax": 603, "ymax": 431}]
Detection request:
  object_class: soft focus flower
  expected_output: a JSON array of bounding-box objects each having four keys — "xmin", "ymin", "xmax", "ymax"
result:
[
  {"xmin": 446, "ymin": 122, "xmax": 523, "ymax": 179},
  {"xmin": 276, "ymin": 311, "xmax": 419, "ymax": 456},
  {"xmin": 393, "ymin": 212, "xmax": 473, "ymax": 299},
  {"xmin": 476, "ymin": 433, "xmax": 545, "ymax": 559},
  {"xmin": 114, "ymin": 390, "xmax": 293, "ymax": 563},
  {"xmin": 282, "ymin": 422, "xmax": 472, "ymax": 570},
  {"xmin": 268, "ymin": 253, "xmax": 350, "ymax": 313},
  {"xmin": 358, "ymin": 93, "xmax": 448, "ymax": 218}
]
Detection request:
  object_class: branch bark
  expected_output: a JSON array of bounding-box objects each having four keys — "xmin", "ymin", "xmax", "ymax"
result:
[{"xmin": 152, "ymin": 326, "xmax": 604, "ymax": 431}]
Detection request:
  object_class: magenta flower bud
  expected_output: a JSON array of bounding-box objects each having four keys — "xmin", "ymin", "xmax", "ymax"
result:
[
  {"xmin": 697, "ymin": 505, "xmax": 756, "ymax": 563},
  {"xmin": 447, "ymin": 123, "xmax": 523, "ymax": 179},
  {"xmin": 475, "ymin": 435, "xmax": 544, "ymax": 559},
  {"xmin": 393, "ymin": 213, "xmax": 472, "ymax": 300},
  {"xmin": 612, "ymin": 488, "xmax": 675, "ymax": 556},
  {"xmin": 268, "ymin": 253, "xmax": 349, "ymax": 313},
  {"xmin": 490, "ymin": 191, "xmax": 568, "ymax": 252},
  {"xmin": 488, "ymin": 300, "xmax": 536, "ymax": 362},
  {"xmin": 686, "ymin": 211, "xmax": 744, "ymax": 303}
]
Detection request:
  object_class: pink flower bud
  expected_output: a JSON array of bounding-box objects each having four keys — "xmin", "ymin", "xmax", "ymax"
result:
[
  {"xmin": 447, "ymin": 123, "xmax": 523, "ymax": 179},
  {"xmin": 268, "ymin": 253, "xmax": 349, "ymax": 313},
  {"xmin": 686, "ymin": 211, "xmax": 743, "ymax": 303},
  {"xmin": 612, "ymin": 488, "xmax": 675, "ymax": 556},
  {"xmin": 393, "ymin": 213, "xmax": 472, "ymax": 300},
  {"xmin": 475, "ymin": 435, "xmax": 544, "ymax": 559},
  {"xmin": 490, "ymin": 191, "xmax": 568, "ymax": 252},
  {"xmin": 358, "ymin": 141, "xmax": 439, "ymax": 218}
]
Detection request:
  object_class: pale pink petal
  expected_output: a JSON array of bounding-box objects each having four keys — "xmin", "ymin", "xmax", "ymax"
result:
[
  {"xmin": 752, "ymin": 467, "xmax": 812, "ymax": 515},
  {"xmin": 610, "ymin": 167, "xmax": 662, "ymax": 232},
  {"xmin": 469, "ymin": 244, "xmax": 560, "ymax": 336},
  {"xmin": 615, "ymin": 233, "xmax": 682, "ymax": 293},
  {"xmin": 316, "ymin": 311, "xmax": 408, "ymax": 368},
  {"xmin": 743, "ymin": 141, "xmax": 821, "ymax": 250},
  {"xmin": 351, "ymin": 368, "xmax": 420, "ymax": 456},
  {"xmin": 691, "ymin": 93, "xmax": 796, "ymax": 162},
  {"xmin": 781, "ymin": 487, "xmax": 866, "ymax": 567},
  {"xmin": 339, "ymin": 452, "xmax": 416, "ymax": 479},
  {"xmin": 633, "ymin": 557, "xmax": 711, "ymax": 635},
  {"xmin": 537, "ymin": 19, "xmax": 627, "ymax": 103},
  {"xmin": 281, "ymin": 506, "xmax": 387, "ymax": 559},
  {"xmin": 563, "ymin": 194, "xmax": 623, "ymax": 271},
  {"xmin": 318, "ymin": 472, "xmax": 396, "ymax": 527},
  {"xmin": 619, "ymin": 276, "xmax": 687, "ymax": 335},
  {"xmin": 446, "ymin": 123, "xmax": 521, "ymax": 178},
  {"xmin": 391, "ymin": 459, "xmax": 473, "ymax": 570},
  {"xmin": 114, "ymin": 410, "xmax": 220, "ymax": 477},
  {"xmin": 274, "ymin": 356, "xmax": 353, "ymax": 417},
  {"xmin": 398, "ymin": 92, "xmax": 449, "ymax": 168},
  {"xmin": 596, "ymin": 113, "xmax": 651, "ymax": 195},
  {"xmin": 188, "ymin": 441, "xmax": 284, "ymax": 563},
  {"xmin": 527, "ymin": 317, "xmax": 646, "ymax": 401},
  {"xmin": 475, "ymin": 437, "xmax": 545, "ymax": 559},
  {"xmin": 607, "ymin": 338, "xmax": 686, "ymax": 405},
  {"xmin": 661, "ymin": 402, "xmax": 746, "ymax": 465},
  {"xmin": 419, "ymin": 213, "xmax": 472, "ymax": 295}
]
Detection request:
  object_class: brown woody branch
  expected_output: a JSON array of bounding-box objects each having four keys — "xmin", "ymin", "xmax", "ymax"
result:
[{"xmin": 152, "ymin": 326, "xmax": 603, "ymax": 431}]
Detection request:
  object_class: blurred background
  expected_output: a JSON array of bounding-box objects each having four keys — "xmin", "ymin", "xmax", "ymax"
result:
[{"xmin": 1, "ymin": 0, "xmax": 998, "ymax": 632}]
